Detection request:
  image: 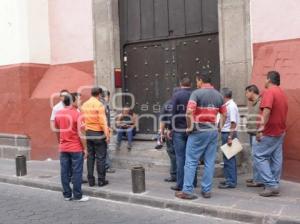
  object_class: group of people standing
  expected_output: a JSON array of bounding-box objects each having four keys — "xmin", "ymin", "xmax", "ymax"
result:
[
  {"xmin": 158, "ymin": 70, "xmax": 288, "ymax": 200},
  {"xmin": 51, "ymin": 87, "xmax": 115, "ymax": 202},
  {"xmin": 51, "ymin": 69, "xmax": 287, "ymax": 202}
]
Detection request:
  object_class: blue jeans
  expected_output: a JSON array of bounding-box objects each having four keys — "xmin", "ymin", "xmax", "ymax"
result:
[
  {"xmin": 166, "ymin": 138, "xmax": 177, "ymax": 179},
  {"xmin": 60, "ymin": 152, "xmax": 84, "ymax": 200},
  {"xmin": 117, "ymin": 128, "xmax": 136, "ymax": 145},
  {"xmin": 173, "ymin": 131, "xmax": 197, "ymax": 188},
  {"xmin": 221, "ymin": 132, "xmax": 238, "ymax": 187},
  {"xmin": 183, "ymin": 130, "xmax": 218, "ymax": 194},
  {"xmin": 173, "ymin": 132, "xmax": 188, "ymax": 189},
  {"xmin": 253, "ymin": 134, "xmax": 284, "ymax": 188},
  {"xmin": 249, "ymin": 134, "xmax": 261, "ymax": 183}
]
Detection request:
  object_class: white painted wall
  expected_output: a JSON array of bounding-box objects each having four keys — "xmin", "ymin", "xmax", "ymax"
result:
[
  {"xmin": 251, "ymin": 0, "xmax": 300, "ymax": 43},
  {"xmin": 0, "ymin": 0, "xmax": 29, "ymax": 66},
  {"xmin": 0, "ymin": 0, "xmax": 51, "ymax": 66},
  {"xmin": 48, "ymin": 0, "xmax": 94, "ymax": 64},
  {"xmin": 27, "ymin": 0, "xmax": 51, "ymax": 64}
]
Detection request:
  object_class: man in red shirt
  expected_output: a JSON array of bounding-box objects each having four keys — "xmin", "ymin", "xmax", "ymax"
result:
[
  {"xmin": 55, "ymin": 93, "xmax": 89, "ymax": 202},
  {"xmin": 254, "ymin": 71, "xmax": 288, "ymax": 197}
]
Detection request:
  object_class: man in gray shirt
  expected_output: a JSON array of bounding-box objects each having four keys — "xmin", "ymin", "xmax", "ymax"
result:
[{"xmin": 245, "ymin": 85, "xmax": 263, "ymax": 187}]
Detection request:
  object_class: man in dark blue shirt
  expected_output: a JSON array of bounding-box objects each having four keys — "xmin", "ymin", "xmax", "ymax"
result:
[
  {"xmin": 170, "ymin": 78, "xmax": 196, "ymax": 191},
  {"xmin": 157, "ymin": 99, "xmax": 177, "ymax": 182}
]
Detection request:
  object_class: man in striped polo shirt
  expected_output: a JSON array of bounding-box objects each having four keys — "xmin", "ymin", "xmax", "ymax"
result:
[{"xmin": 175, "ymin": 72, "xmax": 226, "ymax": 200}]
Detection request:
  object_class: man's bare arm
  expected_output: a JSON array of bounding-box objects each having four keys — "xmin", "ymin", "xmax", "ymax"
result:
[
  {"xmin": 186, "ymin": 109, "xmax": 194, "ymax": 132},
  {"xmin": 260, "ymin": 108, "xmax": 271, "ymax": 131},
  {"xmin": 55, "ymin": 132, "xmax": 60, "ymax": 143},
  {"xmin": 219, "ymin": 113, "xmax": 226, "ymax": 131},
  {"xmin": 256, "ymin": 108, "xmax": 271, "ymax": 141}
]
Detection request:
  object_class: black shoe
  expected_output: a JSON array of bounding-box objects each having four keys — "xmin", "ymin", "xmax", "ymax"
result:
[
  {"xmin": 247, "ymin": 182, "xmax": 264, "ymax": 187},
  {"xmin": 219, "ymin": 180, "xmax": 226, "ymax": 185},
  {"xmin": 201, "ymin": 191, "xmax": 212, "ymax": 199},
  {"xmin": 98, "ymin": 180, "xmax": 109, "ymax": 187},
  {"xmin": 218, "ymin": 183, "xmax": 236, "ymax": 189},
  {"xmin": 155, "ymin": 144, "xmax": 163, "ymax": 150},
  {"xmin": 88, "ymin": 178, "xmax": 96, "ymax": 187},
  {"xmin": 127, "ymin": 144, "xmax": 132, "ymax": 151},
  {"xmin": 164, "ymin": 177, "xmax": 176, "ymax": 182},
  {"xmin": 170, "ymin": 186, "xmax": 182, "ymax": 191},
  {"xmin": 88, "ymin": 181, "xmax": 95, "ymax": 187}
]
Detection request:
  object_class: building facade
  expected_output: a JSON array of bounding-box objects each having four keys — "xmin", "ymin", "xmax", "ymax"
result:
[
  {"xmin": 0, "ymin": 0, "xmax": 95, "ymax": 160},
  {"xmin": 0, "ymin": 0, "xmax": 299, "ymax": 181}
]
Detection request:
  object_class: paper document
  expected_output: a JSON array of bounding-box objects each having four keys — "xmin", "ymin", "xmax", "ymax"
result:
[{"xmin": 221, "ymin": 138, "xmax": 243, "ymax": 160}]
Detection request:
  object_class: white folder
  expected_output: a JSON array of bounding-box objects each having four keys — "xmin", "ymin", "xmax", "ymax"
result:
[{"xmin": 221, "ymin": 138, "xmax": 243, "ymax": 160}]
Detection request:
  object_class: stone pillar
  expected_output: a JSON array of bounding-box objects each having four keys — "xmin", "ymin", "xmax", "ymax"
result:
[
  {"xmin": 92, "ymin": 0, "xmax": 121, "ymax": 92},
  {"xmin": 218, "ymin": 0, "xmax": 252, "ymax": 105}
]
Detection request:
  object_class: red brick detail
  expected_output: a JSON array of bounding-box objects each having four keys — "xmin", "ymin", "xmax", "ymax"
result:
[
  {"xmin": 251, "ymin": 39, "xmax": 300, "ymax": 182},
  {"xmin": 0, "ymin": 62, "xmax": 94, "ymax": 160}
]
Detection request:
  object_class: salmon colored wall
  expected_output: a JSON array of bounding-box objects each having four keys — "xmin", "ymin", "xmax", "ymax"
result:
[
  {"xmin": 0, "ymin": 62, "xmax": 94, "ymax": 160},
  {"xmin": 251, "ymin": 38, "xmax": 300, "ymax": 182}
]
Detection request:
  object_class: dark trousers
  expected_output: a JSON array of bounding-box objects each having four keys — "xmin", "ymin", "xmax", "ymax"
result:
[
  {"xmin": 221, "ymin": 132, "xmax": 238, "ymax": 187},
  {"xmin": 166, "ymin": 138, "xmax": 177, "ymax": 179},
  {"xmin": 86, "ymin": 130, "xmax": 107, "ymax": 183},
  {"xmin": 60, "ymin": 152, "xmax": 83, "ymax": 200}
]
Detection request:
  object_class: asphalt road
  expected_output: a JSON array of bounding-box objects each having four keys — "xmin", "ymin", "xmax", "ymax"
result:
[{"xmin": 0, "ymin": 182, "xmax": 246, "ymax": 224}]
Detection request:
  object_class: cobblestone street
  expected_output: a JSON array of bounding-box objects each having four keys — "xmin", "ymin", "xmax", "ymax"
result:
[{"xmin": 0, "ymin": 182, "xmax": 246, "ymax": 224}]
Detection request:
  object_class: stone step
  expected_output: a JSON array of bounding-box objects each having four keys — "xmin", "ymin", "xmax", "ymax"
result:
[{"xmin": 109, "ymin": 138, "xmax": 250, "ymax": 178}]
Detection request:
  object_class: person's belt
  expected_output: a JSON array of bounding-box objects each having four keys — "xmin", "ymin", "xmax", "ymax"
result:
[
  {"xmin": 194, "ymin": 123, "xmax": 217, "ymax": 130},
  {"xmin": 86, "ymin": 130, "xmax": 104, "ymax": 134}
]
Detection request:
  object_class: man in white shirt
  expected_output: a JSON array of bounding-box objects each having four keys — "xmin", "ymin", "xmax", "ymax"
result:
[
  {"xmin": 219, "ymin": 88, "xmax": 240, "ymax": 189},
  {"xmin": 50, "ymin": 89, "xmax": 69, "ymax": 131}
]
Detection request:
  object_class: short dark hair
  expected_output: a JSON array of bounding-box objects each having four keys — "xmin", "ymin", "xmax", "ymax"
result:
[
  {"xmin": 63, "ymin": 93, "xmax": 76, "ymax": 106},
  {"xmin": 91, "ymin": 87, "xmax": 102, "ymax": 97},
  {"xmin": 180, "ymin": 77, "xmax": 191, "ymax": 87},
  {"xmin": 59, "ymin": 89, "xmax": 69, "ymax": 96},
  {"xmin": 196, "ymin": 71, "xmax": 211, "ymax": 83},
  {"xmin": 245, "ymin": 85, "xmax": 260, "ymax": 95},
  {"xmin": 221, "ymin": 88, "xmax": 232, "ymax": 99},
  {"xmin": 267, "ymin": 71, "xmax": 280, "ymax": 86},
  {"xmin": 71, "ymin": 92, "xmax": 81, "ymax": 97}
]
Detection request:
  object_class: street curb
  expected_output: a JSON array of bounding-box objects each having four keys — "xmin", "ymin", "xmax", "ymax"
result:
[{"xmin": 0, "ymin": 175, "xmax": 299, "ymax": 224}]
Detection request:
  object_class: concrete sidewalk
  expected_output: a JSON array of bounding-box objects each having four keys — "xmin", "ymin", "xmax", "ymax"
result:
[{"xmin": 0, "ymin": 158, "xmax": 300, "ymax": 224}]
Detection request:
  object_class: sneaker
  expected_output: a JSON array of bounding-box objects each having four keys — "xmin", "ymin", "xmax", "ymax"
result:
[
  {"xmin": 106, "ymin": 168, "xmax": 116, "ymax": 173},
  {"xmin": 64, "ymin": 197, "xmax": 72, "ymax": 201},
  {"xmin": 259, "ymin": 187, "xmax": 280, "ymax": 197},
  {"xmin": 74, "ymin": 196, "xmax": 90, "ymax": 202},
  {"xmin": 127, "ymin": 144, "xmax": 132, "ymax": 151}
]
